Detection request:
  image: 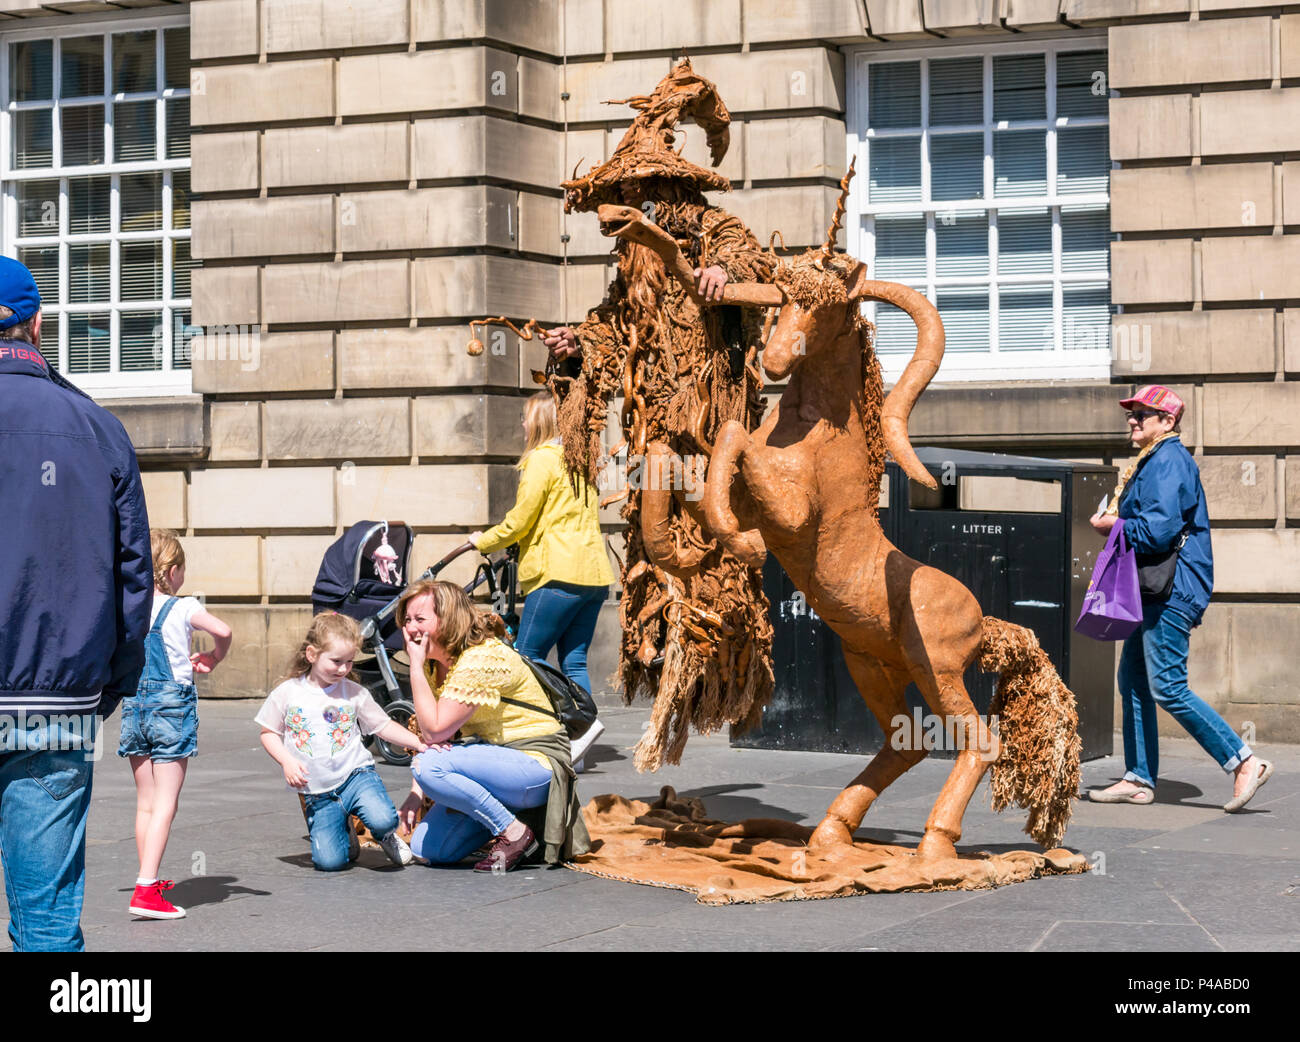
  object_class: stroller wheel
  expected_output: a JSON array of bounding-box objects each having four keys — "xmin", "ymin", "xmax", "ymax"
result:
[{"xmin": 374, "ymin": 699, "xmax": 417, "ymax": 767}]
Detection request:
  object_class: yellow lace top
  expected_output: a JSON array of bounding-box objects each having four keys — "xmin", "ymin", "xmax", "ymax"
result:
[{"xmin": 425, "ymin": 638, "xmax": 560, "ymax": 767}]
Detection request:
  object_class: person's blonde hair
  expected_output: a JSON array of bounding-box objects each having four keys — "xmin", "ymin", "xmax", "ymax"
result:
[
  {"xmin": 151, "ymin": 529, "xmax": 186, "ymax": 594},
  {"xmin": 396, "ymin": 579, "xmax": 506, "ymax": 661},
  {"xmin": 282, "ymin": 612, "xmax": 362, "ymax": 681},
  {"xmin": 520, "ymin": 391, "xmax": 558, "ymax": 467}
]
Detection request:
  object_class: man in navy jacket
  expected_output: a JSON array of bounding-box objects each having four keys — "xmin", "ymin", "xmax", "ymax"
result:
[{"xmin": 0, "ymin": 256, "xmax": 153, "ymax": 951}]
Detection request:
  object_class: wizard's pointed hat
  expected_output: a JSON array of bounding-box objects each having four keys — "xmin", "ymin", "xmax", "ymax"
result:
[{"xmin": 562, "ymin": 58, "xmax": 732, "ymax": 213}]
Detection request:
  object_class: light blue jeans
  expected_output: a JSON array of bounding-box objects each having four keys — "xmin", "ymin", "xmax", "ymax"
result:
[
  {"xmin": 0, "ymin": 712, "xmax": 97, "ymax": 951},
  {"xmin": 409, "ymin": 743, "xmax": 551, "ymax": 864},
  {"xmin": 1118, "ymin": 601, "xmax": 1251, "ymax": 788}
]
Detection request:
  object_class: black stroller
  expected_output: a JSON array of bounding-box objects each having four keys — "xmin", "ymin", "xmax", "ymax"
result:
[{"xmin": 310, "ymin": 520, "xmax": 520, "ymax": 766}]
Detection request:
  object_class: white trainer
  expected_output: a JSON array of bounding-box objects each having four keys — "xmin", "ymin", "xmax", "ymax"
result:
[{"xmin": 569, "ymin": 718, "xmax": 606, "ymax": 769}]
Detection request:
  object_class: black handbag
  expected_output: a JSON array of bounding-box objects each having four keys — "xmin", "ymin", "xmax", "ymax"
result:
[
  {"xmin": 1136, "ymin": 528, "xmax": 1189, "ymax": 602},
  {"xmin": 500, "ymin": 651, "xmax": 598, "ymax": 740}
]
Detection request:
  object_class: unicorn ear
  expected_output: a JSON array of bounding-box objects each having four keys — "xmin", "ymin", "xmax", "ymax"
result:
[{"xmin": 845, "ymin": 260, "xmax": 873, "ymax": 301}]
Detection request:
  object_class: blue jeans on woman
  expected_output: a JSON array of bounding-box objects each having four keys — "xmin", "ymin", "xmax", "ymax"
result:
[
  {"xmin": 515, "ymin": 581, "xmax": 607, "ymax": 695},
  {"xmin": 409, "ymin": 744, "xmax": 552, "ymax": 864},
  {"xmin": 1118, "ymin": 601, "xmax": 1251, "ymax": 788}
]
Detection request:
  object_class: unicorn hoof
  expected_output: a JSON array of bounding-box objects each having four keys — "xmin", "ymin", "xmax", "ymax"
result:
[
  {"xmin": 915, "ymin": 831, "xmax": 958, "ymax": 861},
  {"xmin": 809, "ymin": 817, "xmax": 853, "ymax": 853}
]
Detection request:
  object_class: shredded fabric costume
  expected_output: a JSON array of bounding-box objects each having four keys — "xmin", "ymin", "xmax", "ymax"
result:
[{"xmin": 551, "ymin": 59, "xmax": 776, "ymax": 770}]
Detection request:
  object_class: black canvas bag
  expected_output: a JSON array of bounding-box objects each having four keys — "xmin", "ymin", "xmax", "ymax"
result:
[{"xmin": 499, "ymin": 651, "xmax": 598, "ymax": 740}]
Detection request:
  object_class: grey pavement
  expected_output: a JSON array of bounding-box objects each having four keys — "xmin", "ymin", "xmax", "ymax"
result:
[{"xmin": 3, "ymin": 698, "xmax": 1297, "ymax": 951}]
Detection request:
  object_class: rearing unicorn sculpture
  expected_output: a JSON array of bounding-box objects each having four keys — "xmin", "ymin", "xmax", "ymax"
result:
[{"xmin": 698, "ymin": 171, "xmax": 1082, "ymax": 859}]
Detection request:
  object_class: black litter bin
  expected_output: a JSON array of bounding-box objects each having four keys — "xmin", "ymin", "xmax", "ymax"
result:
[{"xmin": 731, "ymin": 447, "xmax": 1116, "ymax": 761}]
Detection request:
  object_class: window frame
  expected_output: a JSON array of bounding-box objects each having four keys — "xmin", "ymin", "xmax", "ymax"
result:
[
  {"xmin": 846, "ymin": 33, "xmax": 1112, "ymax": 384},
  {"xmin": 0, "ymin": 8, "xmax": 192, "ymax": 399}
]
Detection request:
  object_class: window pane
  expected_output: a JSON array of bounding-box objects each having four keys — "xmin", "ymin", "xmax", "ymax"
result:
[
  {"xmin": 11, "ymin": 40, "xmax": 53, "ymax": 101},
  {"xmin": 172, "ymin": 170, "xmax": 191, "ymax": 230},
  {"xmin": 994, "ymin": 130, "xmax": 1045, "ymax": 197},
  {"xmin": 17, "ymin": 180, "xmax": 59, "ymax": 237},
  {"xmin": 936, "ymin": 213, "xmax": 988, "ymax": 278},
  {"xmin": 172, "ymin": 238, "xmax": 195, "ymax": 298},
  {"xmin": 869, "ymin": 62, "xmax": 920, "ymax": 129},
  {"xmin": 998, "ymin": 283, "xmax": 1053, "ymax": 351},
  {"xmin": 114, "ymin": 100, "xmax": 157, "ymax": 162},
  {"xmin": 68, "ymin": 312, "xmax": 111, "ymax": 373},
  {"xmin": 873, "ymin": 291, "xmax": 927, "ymax": 354},
  {"xmin": 929, "ymin": 57, "xmax": 982, "ymax": 126},
  {"xmin": 930, "ymin": 133, "xmax": 982, "ymax": 201},
  {"xmin": 164, "ymin": 27, "xmax": 189, "ymax": 90},
  {"xmin": 998, "ymin": 209, "xmax": 1052, "ymax": 274},
  {"xmin": 121, "ymin": 241, "xmax": 162, "ymax": 301},
  {"xmin": 120, "ymin": 311, "xmax": 162, "ymax": 371},
  {"xmin": 869, "ymin": 137, "xmax": 921, "ymax": 203},
  {"xmin": 69, "ymin": 176, "xmax": 111, "ymax": 234},
  {"xmin": 1061, "ymin": 205, "xmax": 1110, "ymax": 273},
  {"xmin": 121, "ymin": 172, "xmax": 162, "ymax": 231},
  {"xmin": 166, "ymin": 97, "xmax": 190, "ymax": 159},
  {"xmin": 18, "ymin": 246, "xmax": 59, "ymax": 303},
  {"xmin": 873, "ymin": 214, "xmax": 926, "ymax": 281},
  {"xmin": 37, "ymin": 312, "xmax": 58, "ymax": 369},
  {"xmin": 62, "ymin": 104, "xmax": 105, "ymax": 166},
  {"xmin": 172, "ymin": 308, "xmax": 196, "ymax": 370},
  {"xmin": 68, "ymin": 243, "xmax": 110, "ymax": 303},
  {"xmin": 1063, "ymin": 282, "xmax": 1110, "ymax": 350},
  {"xmin": 994, "ymin": 54, "xmax": 1046, "ymax": 120},
  {"xmin": 1057, "ymin": 50, "xmax": 1108, "ymax": 118},
  {"xmin": 13, "ymin": 109, "xmax": 53, "ymax": 169},
  {"xmin": 938, "ymin": 288, "xmax": 989, "ymax": 352},
  {"xmin": 60, "ymin": 35, "xmax": 104, "ymax": 98},
  {"xmin": 113, "ymin": 30, "xmax": 156, "ymax": 94},
  {"xmin": 1057, "ymin": 126, "xmax": 1109, "ymax": 195}
]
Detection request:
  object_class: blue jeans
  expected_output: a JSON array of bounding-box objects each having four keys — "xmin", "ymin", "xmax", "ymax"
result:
[
  {"xmin": 410, "ymin": 744, "xmax": 552, "ymax": 864},
  {"xmin": 516, "ymin": 581, "xmax": 608, "ymax": 696},
  {"xmin": 0, "ymin": 713, "xmax": 97, "ymax": 951},
  {"xmin": 1118, "ymin": 601, "xmax": 1251, "ymax": 788},
  {"xmin": 301, "ymin": 766, "xmax": 400, "ymax": 872}
]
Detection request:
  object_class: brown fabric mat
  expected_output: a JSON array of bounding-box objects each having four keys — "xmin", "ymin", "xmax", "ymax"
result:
[{"xmin": 568, "ymin": 787, "xmax": 1089, "ymax": 905}]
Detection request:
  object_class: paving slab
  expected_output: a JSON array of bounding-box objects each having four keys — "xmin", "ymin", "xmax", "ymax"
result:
[{"xmin": 2, "ymin": 697, "xmax": 1295, "ymax": 951}]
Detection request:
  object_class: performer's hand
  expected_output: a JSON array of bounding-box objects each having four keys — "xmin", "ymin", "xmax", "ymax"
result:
[
  {"xmin": 694, "ymin": 265, "xmax": 728, "ymax": 302},
  {"xmin": 1090, "ymin": 512, "xmax": 1116, "ymax": 534},
  {"xmin": 543, "ymin": 326, "xmax": 580, "ymax": 361}
]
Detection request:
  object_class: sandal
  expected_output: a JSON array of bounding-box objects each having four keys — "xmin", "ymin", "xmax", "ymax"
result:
[
  {"xmin": 1087, "ymin": 783, "xmax": 1154, "ymax": 805},
  {"xmin": 1224, "ymin": 759, "xmax": 1273, "ymax": 813}
]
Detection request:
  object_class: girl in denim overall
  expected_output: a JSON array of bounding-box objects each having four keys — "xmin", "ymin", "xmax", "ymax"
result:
[{"xmin": 118, "ymin": 530, "xmax": 232, "ymax": 920}]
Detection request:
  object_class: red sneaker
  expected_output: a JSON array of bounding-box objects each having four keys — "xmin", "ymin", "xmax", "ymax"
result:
[{"xmin": 128, "ymin": 880, "xmax": 186, "ymax": 920}]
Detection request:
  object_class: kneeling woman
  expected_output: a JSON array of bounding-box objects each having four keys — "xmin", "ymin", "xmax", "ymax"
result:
[{"xmin": 396, "ymin": 579, "xmax": 590, "ymax": 871}]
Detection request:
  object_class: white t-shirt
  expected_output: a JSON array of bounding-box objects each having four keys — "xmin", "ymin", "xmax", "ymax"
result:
[
  {"xmin": 254, "ymin": 677, "xmax": 391, "ymax": 794},
  {"xmin": 152, "ymin": 595, "xmax": 202, "ymax": 683}
]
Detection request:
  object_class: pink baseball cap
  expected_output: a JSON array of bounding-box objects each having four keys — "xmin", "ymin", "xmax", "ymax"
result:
[{"xmin": 1119, "ymin": 384, "xmax": 1184, "ymax": 420}]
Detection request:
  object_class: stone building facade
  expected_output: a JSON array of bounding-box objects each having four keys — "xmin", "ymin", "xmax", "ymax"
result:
[{"xmin": 2, "ymin": 0, "xmax": 1294, "ymax": 742}]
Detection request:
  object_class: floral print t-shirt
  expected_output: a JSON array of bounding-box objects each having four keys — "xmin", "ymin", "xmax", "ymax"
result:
[{"xmin": 255, "ymin": 677, "xmax": 390, "ymax": 793}]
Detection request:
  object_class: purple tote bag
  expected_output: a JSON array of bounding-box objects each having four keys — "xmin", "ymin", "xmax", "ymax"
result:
[{"xmin": 1075, "ymin": 518, "xmax": 1143, "ymax": 641}]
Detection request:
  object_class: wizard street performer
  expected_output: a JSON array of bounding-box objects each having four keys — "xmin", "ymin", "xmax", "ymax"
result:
[{"xmin": 542, "ymin": 59, "xmax": 777, "ymax": 770}]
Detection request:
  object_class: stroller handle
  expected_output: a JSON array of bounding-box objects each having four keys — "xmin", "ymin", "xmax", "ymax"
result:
[{"xmin": 432, "ymin": 539, "xmax": 477, "ymax": 571}]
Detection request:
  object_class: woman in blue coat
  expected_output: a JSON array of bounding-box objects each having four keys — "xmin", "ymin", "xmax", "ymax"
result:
[{"xmin": 1087, "ymin": 386, "xmax": 1272, "ymax": 811}]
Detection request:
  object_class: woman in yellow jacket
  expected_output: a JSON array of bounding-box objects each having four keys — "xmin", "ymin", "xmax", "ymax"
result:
[{"xmin": 469, "ymin": 391, "xmax": 613, "ymax": 763}]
